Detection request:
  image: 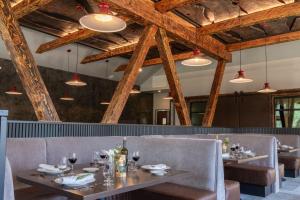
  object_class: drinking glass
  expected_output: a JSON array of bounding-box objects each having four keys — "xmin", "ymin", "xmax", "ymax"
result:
[
  {"xmin": 68, "ymin": 153, "xmax": 77, "ymax": 174},
  {"xmin": 103, "ymin": 164, "xmax": 114, "ymax": 186},
  {"xmin": 132, "ymin": 151, "xmax": 140, "ymax": 170},
  {"xmin": 92, "ymin": 151, "xmax": 100, "ymax": 166}
]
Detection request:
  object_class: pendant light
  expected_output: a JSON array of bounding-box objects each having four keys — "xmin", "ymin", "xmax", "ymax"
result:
[
  {"xmin": 181, "ymin": 49, "xmax": 212, "ymax": 66},
  {"xmin": 258, "ymin": 40, "xmax": 277, "ymax": 93},
  {"xmin": 60, "ymin": 92, "xmax": 74, "ymax": 101},
  {"xmin": 5, "ymin": 86, "xmax": 22, "ymax": 95},
  {"xmin": 100, "ymin": 60, "xmax": 111, "ymax": 105},
  {"xmin": 163, "ymin": 92, "xmax": 173, "ymax": 100},
  {"xmin": 65, "ymin": 43, "xmax": 87, "ymax": 87},
  {"xmin": 229, "ymin": 1, "xmax": 253, "ymax": 84},
  {"xmin": 79, "ymin": 2, "xmax": 126, "ymax": 33},
  {"xmin": 130, "ymin": 88, "xmax": 141, "ymax": 94}
]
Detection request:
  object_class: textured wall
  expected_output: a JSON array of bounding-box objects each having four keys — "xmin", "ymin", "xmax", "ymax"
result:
[{"xmin": 0, "ymin": 58, "xmax": 153, "ymax": 123}]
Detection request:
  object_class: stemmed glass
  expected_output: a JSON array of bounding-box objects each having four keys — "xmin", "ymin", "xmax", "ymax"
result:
[
  {"xmin": 92, "ymin": 151, "xmax": 100, "ymax": 166},
  {"xmin": 68, "ymin": 153, "xmax": 77, "ymax": 174},
  {"xmin": 132, "ymin": 151, "xmax": 140, "ymax": 170},
  {"xmin": 103, "ymin": 164, "xmax": 114, "ymax": 186}
]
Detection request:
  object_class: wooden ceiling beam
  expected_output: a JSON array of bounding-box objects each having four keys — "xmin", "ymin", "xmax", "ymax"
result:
[
  {"xmin": 104, "ymin": 0, "xmax": 231, "ymax": 61},
  {"xmin": 155, "ymin": 0, "xmax": 199, "ymax": 13},
  {"xmin": 198, "ymin": 2, "xmax": 300, "ymax": 35},
  {"xmin": 0, "ymin": 0, "xmax": 60, "ymax": 121},
  {"xmin": 101, "ymin": 25, "xmax": 158, "ymax": 124},
  {"xmin": 227, "ymin": 30, "xmax": 300, "ymax": 52},
  {"xmin": 114, "ymin": 51, "xmax": 194, "ymax": 72},
  {"xmin": 202, "ymin": 59, "xmax": 226, "ymax": 127},
  {"xmin": 12, "ymin": 0, "xmax": 54, "ymax": 19},
  {"xmin": 156, "ymin": 28, "xmax": 191, "ymax": 125}
]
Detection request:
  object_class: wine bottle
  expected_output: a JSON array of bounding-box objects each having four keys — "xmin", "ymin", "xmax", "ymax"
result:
[{"xmin": 116, "ymin": 137, "xmax": 128, "ymax": 177}]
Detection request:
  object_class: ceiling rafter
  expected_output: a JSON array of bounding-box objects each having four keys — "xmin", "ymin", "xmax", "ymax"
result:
[
  {"xmin": 198, "ymin": 2, "xmax": 300, "ymax": 35},
  {"xmin": 155, "ymin": 0, "xmax": 200, "ymax": 13},
  {"xmin": 12, "ymin": 0, "xmax": 54, "ymax": 19}
]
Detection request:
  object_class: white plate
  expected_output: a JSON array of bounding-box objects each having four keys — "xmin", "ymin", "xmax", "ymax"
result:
[
  {"xmin": 82, "ymin": 167, "xmax": 99, "ymax": 173},
  {"xmin": 37, "ymin": 167, "xmax": 70, "ymax": 175},
  {"xmin": 54, "ymin": 177, "xmax": 96, "ymax": 187},
  {"xmin": 150, "ymin": 170, "xmax": 167, "ymax": 176},
  {"xmin": 141, "ymin": 165, "xmax": 170, "ymax": 171}
]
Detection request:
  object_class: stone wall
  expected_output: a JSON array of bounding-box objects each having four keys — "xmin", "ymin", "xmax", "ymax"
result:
[{"xmin": 0, "ymin": 58, "xmax": 153, "ymax": 123}]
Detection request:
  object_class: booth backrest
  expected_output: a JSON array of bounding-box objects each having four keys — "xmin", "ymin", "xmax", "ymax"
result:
[
  {"xmin": 272, "ymin": 134, "xmax": 300, "ymax": 156},
  {"xmin": 4, "ymin": 158, "xmax": 14, "ymax": 200},
  {"xmin": 6, "ymin": 136, "xmax": 225, "ymax": 200}
]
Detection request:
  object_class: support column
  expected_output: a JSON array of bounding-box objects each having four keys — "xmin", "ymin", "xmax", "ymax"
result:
[
  {"xmin": 0, "ymin": 0, "xmax": 60, "ymax": 121},
  {"xmin": 202, "ymin": 59, "xmax": 226, "ymax": 127},
  {"xmin": 101, "ymin": 25, "xmax": 158, "ymax": 124},
  {"xmin": 155, "ymin": 28, "xmax": 191, "ymax": 125}
]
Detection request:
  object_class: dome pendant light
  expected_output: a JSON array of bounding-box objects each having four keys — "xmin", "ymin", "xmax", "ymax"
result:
[
  {"xmin": 130, "ymin": 88, "xmax": 141, "ymax": 94},
  {"xmin": 163, "ymin": 92, "xmax": 173, "ymax": 100},
  {"xmin": 5, "ymin": 86, "xmax": 22, "ymax": 95},
  {"xmin": 258, "ymin": 40, "xmax": 277, "ymax": 93},
  {"xmin": 60, "ymin": 91, "xmax": 75, "ymax": 101},
  {"xmin": 65, "ymin": 44, "xmax": 87, "ymax": 87},
  {"xmin": 229, "ymin": 1, "xmax": 253, "ymax": 84},
  {"xmin": 181, "ymin": 49, "xmax": 212, "ymax": 66},
  {"xmin": 79, "ymin": 2, "xmax": 127, "ymax": 33}
]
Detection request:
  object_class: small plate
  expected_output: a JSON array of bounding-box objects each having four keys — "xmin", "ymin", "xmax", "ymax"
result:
[
  {"xmin": 37, "ymin": 167, "xmax": 70, "ymax": 175},
  {"xmin": 141, "ymin": 165, "xmax": 170, "ymax": 171},
  {"xmin": 150, "ymin": 170, "xmax": 167, "ymax": 176},
  {"xmin": 82, "ymin": 167, "xmax": 99, "ymax": 173}
]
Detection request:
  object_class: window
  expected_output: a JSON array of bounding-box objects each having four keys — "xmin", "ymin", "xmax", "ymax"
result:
[
  {"xmin": 190, "ymin": 101, "xmax": 207, "ymax": 126},
  {"xmin": 274, "ymin": 97, "xmax": 300, "ymax": 128}
]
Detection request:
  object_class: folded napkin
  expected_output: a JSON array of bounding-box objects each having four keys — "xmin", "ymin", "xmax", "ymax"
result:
[
  {"xmin": 60, "ymin": 173, "xmax": 94, "ymax": 185},
  {"xmin": 38, "ymin": 164, "xmax": 61, "ymax": 173},
  {"xmin": 152, "ymin": 164, "xmax": 167, "ymax": 170}
]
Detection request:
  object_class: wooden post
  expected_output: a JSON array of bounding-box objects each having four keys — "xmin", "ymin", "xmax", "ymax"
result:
[
  {"xmin": 202, "ymin": 59, "xmax": 226, "ymax": 127},
  {"xmin": 0, "ymin": 0, "xmax": 60, "ymax": 121},
  {"xmin": 155, "ymin": 28, "xmax": 191, "ymax": 126},
  {"xmin": 101, "ymin": 25, "xmax": 158, "ymax": 124}
]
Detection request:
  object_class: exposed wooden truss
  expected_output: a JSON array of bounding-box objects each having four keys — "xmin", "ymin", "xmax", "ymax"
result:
[
  {"xmin": 0, "ymin": 0, "xmax": 60, "ymax": 121},
  {"xmin": 155, "ymin": 28, "xmax": 191, "ymax": 125},
  {"xmin": 227, "ymin": 30, "xmax": 300, "ymax": 51},
  {"xmin": 115, "ymin": 52, "xmax": 195, "ymax": 72},
  {"xmin": 198, "ymin": 2, "xmax": 300, "ymax": 35},
  {"xmin": 12, "ymin": 0, "xmax": 54, "ymax": 19},
  {"xmin": 202, "ymin": 59, "xmax": 226, "ymax": 127},
  {"xmin": 101, "ymin": 25, "xmax": 158, "ymax": 124},
  {"xmin": 155, "ymin": 0, "xmax": 199, "ymax": 13}
]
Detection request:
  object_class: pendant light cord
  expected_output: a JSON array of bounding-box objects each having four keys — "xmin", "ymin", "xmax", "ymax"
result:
[
  {"xmin": 238, "ymin": 1, "xmax": 242, "ymax": 71},
  {"xmin": 265, "ymin": 38, "xmax": 268, "ymax": 83}
]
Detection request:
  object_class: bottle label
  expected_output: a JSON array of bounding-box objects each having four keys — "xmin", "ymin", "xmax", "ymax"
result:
[{"xmin": 116, "ymin": 155, "xmax": 127, "ymax": 177}]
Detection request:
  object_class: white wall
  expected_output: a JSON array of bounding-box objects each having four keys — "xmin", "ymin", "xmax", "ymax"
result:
[{"xmin": 144, "ymin": 40, "xmax": 300, "ymax": 125}]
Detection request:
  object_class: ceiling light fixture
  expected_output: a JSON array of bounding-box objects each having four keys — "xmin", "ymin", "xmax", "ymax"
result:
[
  {"xmin": 163, "ymin": 92, "xmax": 173, "ymax": 100},
  {"xmin": 100, "ymin": 101, "xmax": 110, "ymax": 105},
  {"xmin": 130, "ymin": 88, "xmax": 141, "ymax": 94},
  {"xmin": 229, "ymin": 1, "xmax": 253, "ymax": 84},
  {"xmin": 258, "ymin": 39, "xmax": 277, "ymax": 93},
  {"xmin": 60, "ymin": 92, "xmax": 75, "ymax": 101},
  {"xmin": 65, "ymin": 44, "xmax": 87, "ymax": 87},
  {"xmin": 5, "ymin": 86, "xmax": 22, "ymax": 95},
  {"xmin": 79, "ymin": 2, "xmax": 127, "ymax": 33},
  {"xmin": 181, "ymin": 49, "xmax": 212, "ymax": 66}
]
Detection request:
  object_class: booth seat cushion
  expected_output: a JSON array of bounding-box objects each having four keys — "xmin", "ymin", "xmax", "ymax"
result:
[
  {"xmin": 279, "ymin": 163, "xmax": 285, "ymax": 178},
  {"xmin": 132, "ymin": 182, "xmax": 217, "ymax": 200},
  {"xmin": 278, "ymin": 156, "xmax": 300, "ymax": 170},
  {"xmin": 224, "ymin": 180, "xmax": 240, "ymax": 200},
  {"xmin": 6, "ymin": 138, "xmax": 47, "ymax": 190},
  {"xmin": 224, "ymin": 164, "xmax": 276, "ymax": 186}
]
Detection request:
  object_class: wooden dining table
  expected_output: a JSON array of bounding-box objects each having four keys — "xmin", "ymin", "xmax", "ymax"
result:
[
  {"xmin": 16, "ymin": 164, "xmax": 188, "ymax": 200},
  {"xmin": 223, "ymin": 155, "xmax": 269, "ymax": 164}
]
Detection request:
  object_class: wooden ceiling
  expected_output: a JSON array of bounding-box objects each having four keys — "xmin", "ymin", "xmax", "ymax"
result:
[{"xmin": 13, "ymin": 0, "xmax": 300, "ymax": 60}]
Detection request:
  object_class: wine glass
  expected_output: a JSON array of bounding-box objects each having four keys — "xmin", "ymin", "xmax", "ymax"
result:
[
  {"xmin": 92, "ymin": 151, "xmax": 100, "ymax": 166},
  {"xmin": 132, "ymin": 151, "xmax": 140, "ymax": 170},
  {"xmin": 68, "ymin": 153, "xmax": 77, "ymax": 174},
  {"xmin": 103, "ymin": 164, "xmax": 114, "ymax": 186}
]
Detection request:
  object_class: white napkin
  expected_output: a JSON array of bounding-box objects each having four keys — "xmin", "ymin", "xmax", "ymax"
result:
[
  {"xmin": 38, "ymin": 164, "xmax": 61, "ymax": 173},
  {"xmin": 60, "ymin": 173, "xmax": 94, "ymax": 185},
  {"xmin": 152, "ymin": 164, "xmax": 167, "ymax": 170}
]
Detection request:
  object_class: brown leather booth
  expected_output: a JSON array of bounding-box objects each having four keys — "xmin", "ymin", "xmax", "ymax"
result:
[
  {"xmin": 278, "ymin": 156, "xmax": 300, "ymax": 177},
  {"xmin": 224, "ymin": 164, "xmax": 276, "ymax": 197},
  {"xmin": 131, "ymin": 180, "xmax": 240, "ymax": 200}
]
